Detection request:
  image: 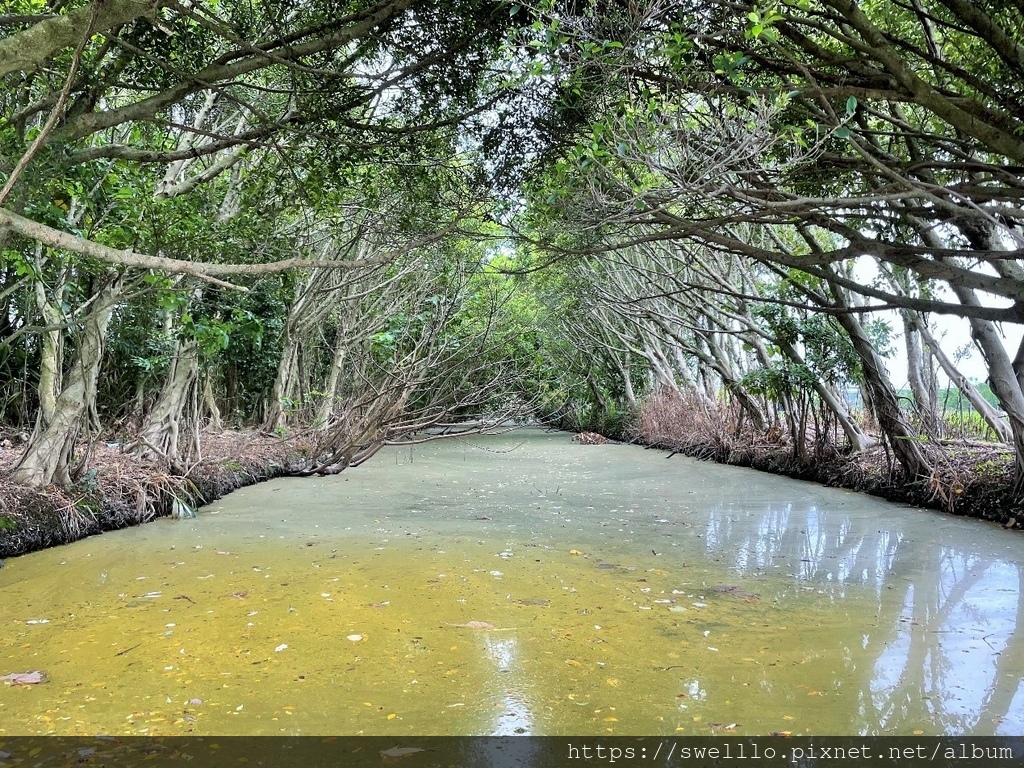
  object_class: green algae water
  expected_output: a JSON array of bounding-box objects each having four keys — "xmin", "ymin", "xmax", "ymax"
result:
[{"xmin": 2, "ymin": 429, "xmax": 1023, "ymax": 736}]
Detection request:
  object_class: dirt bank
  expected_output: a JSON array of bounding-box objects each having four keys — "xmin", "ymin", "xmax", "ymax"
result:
[
  {"xmin": 0, "ymin": 431, "xmax": 311, "ymax": 559},
  {"xmin": 616, "ymin": 390, "xmax": 1024, "ymax": 530}
]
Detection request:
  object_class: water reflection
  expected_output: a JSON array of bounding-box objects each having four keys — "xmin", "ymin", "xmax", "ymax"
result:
[
  {"xmin": 700, "ymin": 497, "xmax": 1024, "ymax": 734},
  {"xmin": 482, "ymin": 635, "xmax": 534, "ymax": 735}
]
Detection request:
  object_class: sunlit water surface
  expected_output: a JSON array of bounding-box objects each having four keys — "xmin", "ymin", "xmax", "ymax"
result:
[{"xmin": 2, "ymin": 429, "xmax": 1023, "ymax": 736}]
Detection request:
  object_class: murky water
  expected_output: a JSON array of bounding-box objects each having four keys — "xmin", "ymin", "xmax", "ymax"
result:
[{"xmin": 2, "ymin": 429, "xmax": 1023, "ymax": 736}]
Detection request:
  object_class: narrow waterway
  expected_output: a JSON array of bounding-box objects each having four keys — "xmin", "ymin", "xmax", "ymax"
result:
[{"xmin": 2, "ymin": 429, "xmax": 1022, "ymax": 736}]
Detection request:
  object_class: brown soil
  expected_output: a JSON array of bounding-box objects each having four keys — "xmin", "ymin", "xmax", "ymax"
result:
[{"xmin": 0, "ymin": 430, "xmax": 312, "ymax": 559}]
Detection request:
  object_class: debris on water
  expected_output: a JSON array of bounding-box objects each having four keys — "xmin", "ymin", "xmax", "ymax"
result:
[
  {"xmin": 347, "ymin": 634, "xmax": 363, "ymax": 642},
  {"xmin": 25, "ymin": 618, "xmax": 49, "ymax": 624},
  {"xmin": 171, "ymin": 498, "xmax": 196, "ymax": 520},
  {"xmin": 2, "ymin": 671, "xmax": 46, "ymax": 685},
  {"xmin": 380, "ymin": 747, "xmax": 427, "ymax": 760},
  {"xmin": 188, "ymin": 698, "xmax": 203, "ymax": 706},
  {"xmin": 274, "ymin": 644, "xmax": 288, "ymax": 652},
  {"xmin": 446, "ymin": 621, "xmax": 496, "ymax": 630},
  {"xmin": 707, "ymin": 584, "xmax": 760, "ymax": 600},
  {"xmin": 513, "ymin": 598, "xmax": 550, "ymax": 606}
]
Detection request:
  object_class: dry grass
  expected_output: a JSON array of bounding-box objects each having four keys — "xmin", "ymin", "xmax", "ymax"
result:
[
  {"xmin": 0, "ymin": 429, "xmax": 312, "ymax": 557},
  {"xmin": 631, "ymin": 387, "xmax": 1021, "ymax": 525},
  {"xmin": 632, "ymin": 388, "xmax": 762, "ymax": 459}
]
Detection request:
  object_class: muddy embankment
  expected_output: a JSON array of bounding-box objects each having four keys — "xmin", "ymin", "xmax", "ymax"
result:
[
  {"xmin": 564, "ymin": 391, "xmax": 1022, "ymax": 529},
  {"xmin": 0, "ymin": 431, "xmax": 311, "ymax": 559},
  {"xmin": 592, "ymin": 419, "xmax": 1022, "ymax": 529},
  {"xmin": 2, "ymin": 415, "xmax": 1020, "ymax": 561}
]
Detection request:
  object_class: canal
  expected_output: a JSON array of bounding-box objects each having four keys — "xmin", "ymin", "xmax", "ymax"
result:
[{"xmin": 1, "ymin": 429, "xmax": 1021, "ymax": 736}]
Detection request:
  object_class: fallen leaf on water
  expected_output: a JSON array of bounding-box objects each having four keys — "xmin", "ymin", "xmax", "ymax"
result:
[
  {"xmin": 1, "ymin": 671, "xmax": 46, "ymax": 685},
  {"xmin": 569, "ymin": 549, "xmax": 583, "ymax": 556},
  {"xmin": 769, "ymin": 731, "xmax": 792, "ymax": 737},
  {"xmin": 709, "ymin": 723, "xmax": 738, "ymax": 731},
  {"xmin": 386, "ymin": 713, "xmax": 397, "ymax": 720},
  {"xmin": 380, "ymin": 747, "xmax": 425, "ymax": 759},
  {"xmin": 913, "ymin": 729, "xmax": 924, "ymax": 735},
  {"xmin": 565, "ymin": 659, "xmax": 582, "ymax": 667},
  {"xmin": 605, "ymin": 678, "xmax": 620, "ymax": 687}
]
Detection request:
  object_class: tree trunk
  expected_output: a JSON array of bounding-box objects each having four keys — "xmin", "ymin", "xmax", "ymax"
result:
[
  {"xmin": 912, "ymin": 219, "xmax": 1024, "ymax": 487},
  {"xmin": 12, "ymin": 276, "xmax": 123, "ymax": 487},
  {"xmin": 33, "ymin": 276, "xmax": 63, "ymax": 425},
  {"xmin": 776, "ymin": 338, "xmax": 874, "ymax": 453},
  {"xmin": 203, "ymin": 373, "xmax": 223, "ymax": 432},
  {"xmin": 917, "ymin": 319, "xmax": 1011, "ymax": 443},
  {"xmin": 317, "ymin": 324, "xmax": 348, "ymax": 426},
  {"xmin": 131, "ymin": 339, "xmax": 200, "ymax": 470},
  {"xmin": 902, "ymin": 311, "xmax": 940, "ymax": 437},
  {"xmin": 829, "ymin": 283, "xmax": 933, "ymax": 479},
  {"xmin": 264, "ymin": 327, "xmax": 300, "ymax": 431}
]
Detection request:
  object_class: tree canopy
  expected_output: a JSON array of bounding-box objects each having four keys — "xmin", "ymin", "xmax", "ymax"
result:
[{"xmin": 1, "ymin": 0, "xmax": 1023, "ymax": 506}]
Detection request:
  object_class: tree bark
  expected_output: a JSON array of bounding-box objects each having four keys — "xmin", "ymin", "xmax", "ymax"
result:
[
  {"xmin": 775, "ymin": 338, "xmax": 874, "ymax": 453},
  {"xmin": 0, "ymin": 0, "xmax": 161, "ymax": 78},
  {"xmin": 829, "ymin": 282, "xmax": 933, "ymax": 479},
  {"xmin": 917, "ymin": 320, "xmax": 1011, "ymax": 443},
  {"xmin": 902, "ymin": 311, "xmax": 940, "ymax": 437},
  {"xmin": 264, "ymin": 327, "xmax": 300, "ymax": 432},
  {"xmin": 130, "ymin": 339, "xmax": 199, "ymax": 470},
  {"xmin": 203, "ymin": 373, "xmax": 223, "ymax": 432},
  {"xmin": 11, "ymin": 275, "xmax": 123, "ymax": 487}
]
